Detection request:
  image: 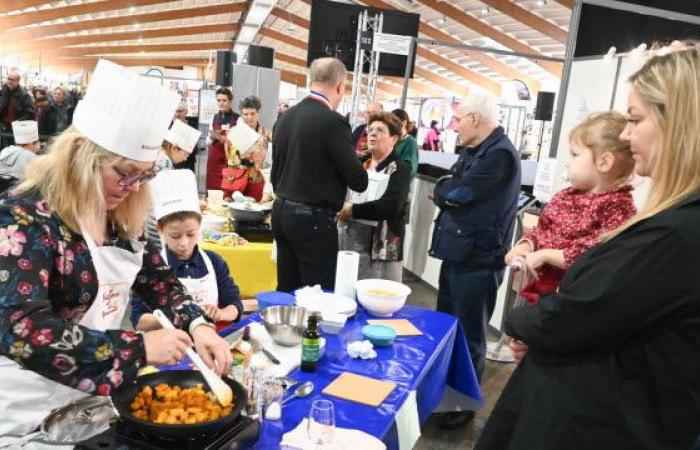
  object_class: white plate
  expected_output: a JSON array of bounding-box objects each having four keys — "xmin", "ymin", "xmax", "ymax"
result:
[{"xmin": 296, "ymin": 292, "xmax": 357, "ymax": 317}]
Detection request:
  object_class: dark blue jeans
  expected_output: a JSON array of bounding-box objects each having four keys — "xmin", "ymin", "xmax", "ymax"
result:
[{"xmin": 437, "ymin": 262, "xmax": 504, "ymax": 382}]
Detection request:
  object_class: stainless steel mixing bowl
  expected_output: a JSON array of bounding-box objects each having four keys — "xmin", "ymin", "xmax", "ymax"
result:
[{"xmin": 261, "ymin": 305, "xmax": 309, "ymax": 346}]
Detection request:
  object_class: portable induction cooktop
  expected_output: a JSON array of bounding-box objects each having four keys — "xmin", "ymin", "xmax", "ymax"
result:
[{"xmin": 76, "ymin": 415, "xmax": 260, "ymax": 450}]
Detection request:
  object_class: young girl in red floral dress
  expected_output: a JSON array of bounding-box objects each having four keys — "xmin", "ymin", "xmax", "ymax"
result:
[{"xmin": 505, "ymin": 111, "xmax": 637, "ymax": 303}]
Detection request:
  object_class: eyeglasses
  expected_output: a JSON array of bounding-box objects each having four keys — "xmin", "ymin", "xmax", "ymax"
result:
[{"xmin": 112, "ymin": 165, "xmax": 157, "ymax": 187}]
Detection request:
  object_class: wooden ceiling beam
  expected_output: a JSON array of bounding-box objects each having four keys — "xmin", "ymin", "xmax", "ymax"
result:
[
  {"xmin": 479, "ymin": 0, "xmax": 568, "ymax": 44},
  {"xmin": 270, "ymin": 7, "xmax": 310, "ymax": 29},
  {"xmin": 416, "ymin": 47, "xmax": 500, "ymax": 95},
  {"xmin": 416, "ymin": 0, "xmax": 562, "ymax": 77},
  {"xmin": 0, "ymin": 2, "xmax": 247, "ymax": 42},
  {"xmin": 0, "ymin": 1, "xmax": 48, "ymax": 15},
  {"xmin": 258, "ymin": 27, "xmax": 308, "ymax": 51},
  {"xmin": 11, "ymin": 23, "xmax": 238, "ymax": 54},
  {"xmin": 414, "ymin": 67, "xmax": 469, "ymax": 98},
  {"xmin": 34, "ymin": 41, "xmax": 232, "ymax": 59},
  {"xmin": 418, "ymin": 24, "xmax": 541, "ymax": 92},
  {"xmin": 0, "ymin": 0, "xmax": 178, "ymax": 30},
  {"xmin": 554, "ymin": 0, "xmax": 574, "ymax": 8}
]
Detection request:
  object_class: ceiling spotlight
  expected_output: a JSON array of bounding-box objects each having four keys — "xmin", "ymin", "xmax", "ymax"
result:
[
  {"xmin": 129, "ymin": 6, "xmax": 136, "ymax": 12},
  {"xmin": 438, "ymin": 15, "xmax": 447, "ymax": 24},
  {"xmin": 138, "ymin": 37, "xmax": 144, "ymax": 44},
  {"xmin": 604, "ymin": 46, "xmax": 616, "ymax": 60},
  {"xmin": 480, "ymin": 6, "xmax": 490, "ymax": 16},
  {"xmin": 286, "ymin": 23, "xmax": 296, "ymax": 32},
  {"xmin": 536, "ymin": 0, "xmax": 547, "ymax": 6},
  {"xmin": 133, "ymin": 23, "xmax": 140, "ymax": 30}
]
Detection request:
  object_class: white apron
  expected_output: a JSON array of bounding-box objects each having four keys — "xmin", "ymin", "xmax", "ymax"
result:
[
  {"xmin": 161, "ymin": 247, "xmax": 218, "ymax": 307},
  {"xmin": 0, "ymin": 225, "xmax": 144, "ymax": 437}
]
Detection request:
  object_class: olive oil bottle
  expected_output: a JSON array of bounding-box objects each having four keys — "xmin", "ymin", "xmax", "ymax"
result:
[{"xmin": 301, "ymin": 313, "xmax": 320, "ymax": 372}]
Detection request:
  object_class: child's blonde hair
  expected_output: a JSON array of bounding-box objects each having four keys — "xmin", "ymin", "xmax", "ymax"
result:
[{"xmin": 569, "ymin": 111, "xmax": 635, "ymax": 182}]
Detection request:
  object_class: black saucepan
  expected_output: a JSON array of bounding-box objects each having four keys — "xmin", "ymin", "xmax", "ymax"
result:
[{"xmin": 111, "ymin": 370, "xmax": 246, "ymax": 439}]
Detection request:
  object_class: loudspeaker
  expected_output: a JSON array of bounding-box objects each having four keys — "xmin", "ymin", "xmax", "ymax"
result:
[
  {"xmin": 215, "ymin": 51, "xmax": 236, "ymax": 86},
  {"xmin": 247, "ymin": 45, "xmax": 274, "ymax": 68},
  {"xmin": 535, "ymin": 91, "xmax": 555, "ymax": 121}
]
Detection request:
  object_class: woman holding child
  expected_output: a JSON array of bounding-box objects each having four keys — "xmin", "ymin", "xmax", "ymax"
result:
[{"xmin": 477, "ymin": 42, "xmax": 700, "ymax": 450}]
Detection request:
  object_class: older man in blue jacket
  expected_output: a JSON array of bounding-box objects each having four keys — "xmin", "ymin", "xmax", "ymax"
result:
[{"xmin": 430, "ymin": 92, "xmax": 521, "ymax": 427}]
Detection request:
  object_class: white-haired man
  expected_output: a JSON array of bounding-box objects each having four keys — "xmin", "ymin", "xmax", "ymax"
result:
[
  {"xmin": 429, "ymin": 92, "xmax": 521, "ymax": 428},
  {"xmin": 271, "ymin": 57, "xmax": 368, "ymax": 292}
]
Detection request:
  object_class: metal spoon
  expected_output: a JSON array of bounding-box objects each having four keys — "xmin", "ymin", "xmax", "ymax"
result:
[{"xmin": 280, "ymin": 381, "xmax": 314, "ymax": 407}]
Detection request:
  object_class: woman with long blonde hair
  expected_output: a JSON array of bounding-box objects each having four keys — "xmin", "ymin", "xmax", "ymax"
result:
[
  {"xmin": 0, "ymin": 60, "xmax": 231, "ymax": 439},
  {"xmin": 477, "ymin": 42, "xmax": 700, "ymax": 449}
]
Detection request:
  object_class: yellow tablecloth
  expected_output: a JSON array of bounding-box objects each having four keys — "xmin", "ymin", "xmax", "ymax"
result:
[{"xmin": 200, "ymin": 241, "xmax": 277, "ymax": 298}]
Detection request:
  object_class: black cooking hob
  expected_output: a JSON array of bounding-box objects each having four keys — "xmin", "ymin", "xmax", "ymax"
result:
[{"xmin": 76, "ymin": 416, "xmax": 260, "ymax": 450}]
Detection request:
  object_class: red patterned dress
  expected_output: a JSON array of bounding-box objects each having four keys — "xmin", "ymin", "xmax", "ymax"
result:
[{"xmin": 520, "ymin": 185, "xmax": 636, "ymax": 303}]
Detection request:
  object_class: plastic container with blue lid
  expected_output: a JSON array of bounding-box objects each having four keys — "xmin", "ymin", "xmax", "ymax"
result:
[
  {"xmin": 361, "ymin": 324, "xmax": 397, "ymax": 347},
  {"xmin": 256, "ymin": 291, "xmax": 296, "ymax": 310}
]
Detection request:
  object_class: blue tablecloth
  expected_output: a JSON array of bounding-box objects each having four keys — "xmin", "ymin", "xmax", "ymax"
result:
[{"xmin": 166, "ymin": 305, "xmax": 480, "ymax": 449}]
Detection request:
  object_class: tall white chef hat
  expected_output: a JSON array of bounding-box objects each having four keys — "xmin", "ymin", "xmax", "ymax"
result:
[
  {"xmin": 72, "ymin": 59, "xmax": 180, "ymax": 162},
  {"xmin": 164, "ymin": 120, "xmax": 201, "ymax": 154},
  {"xmin": 11, "ymin": 120, "xmax": 38, "ymax": 145},
  {"xmin": 150, "ymin": 169, "xmax": 201, "ymax": 221}
]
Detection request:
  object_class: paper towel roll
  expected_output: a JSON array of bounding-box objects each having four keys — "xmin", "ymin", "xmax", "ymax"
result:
[{"xmin": 335, "ymin": 251, "xmax": 359, "ymax": 300}]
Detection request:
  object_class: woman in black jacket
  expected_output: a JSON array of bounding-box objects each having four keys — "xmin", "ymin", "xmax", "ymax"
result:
[
  {"xmin": 477, "ymin": 42, "xmax": 700, "ymax": 450},
  {"xmin": 338, "ymin": 112, "xmax": 411, "ymax": 281}
]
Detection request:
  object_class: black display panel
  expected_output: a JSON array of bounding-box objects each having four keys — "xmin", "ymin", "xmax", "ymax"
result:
[
  {"xmin": 575, "ymin": 1, "xmax": 700, "ymax": 57},
  {"xmin": 307, "ymin": 0, "xmax": 420, "ymax": 77}
]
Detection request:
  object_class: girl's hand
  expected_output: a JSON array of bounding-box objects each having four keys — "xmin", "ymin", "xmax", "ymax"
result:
[
  {"xmin": 524, "ymin": 250, "xmax": 548, "ymax": 278},
  {"xmin": 505, "ymin": 242, "xmax": 532, "ymax": 266}
]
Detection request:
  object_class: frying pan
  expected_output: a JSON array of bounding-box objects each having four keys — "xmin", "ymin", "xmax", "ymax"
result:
[{"xmin": 111, "ymin": 370, "xmax": 246, "ymax": 439}]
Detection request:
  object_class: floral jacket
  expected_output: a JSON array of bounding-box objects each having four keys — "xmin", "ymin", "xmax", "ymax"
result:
[{"xmin": 0, "ymin": 189, "xmax": 204, "ymax": 396}]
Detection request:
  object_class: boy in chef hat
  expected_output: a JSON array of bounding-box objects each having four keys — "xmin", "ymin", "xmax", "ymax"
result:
[
  {"xmin": 157, "ymin": 119, "xmax": 202, "ymax": 171},
  {"xmin": 0, "ymin": 120, "xmax": 41, "ymax": 183},
  {"xmin": 132, "ymin": 169, "xmax": 243, "ymax": 330}
]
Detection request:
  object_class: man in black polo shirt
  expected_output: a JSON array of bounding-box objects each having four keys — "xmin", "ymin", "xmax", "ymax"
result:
[{"xmin": 272, "ymin": 57, "xmax": 368, "ymax": 292}]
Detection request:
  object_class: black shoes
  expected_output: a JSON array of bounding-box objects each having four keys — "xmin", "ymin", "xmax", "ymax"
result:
[{"xmin": 436, "ymin": 410, "xmax": 476, "ymax": 430}]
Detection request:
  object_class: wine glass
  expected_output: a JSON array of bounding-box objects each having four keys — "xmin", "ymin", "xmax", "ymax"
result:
[{"xmin": 307, "ymin": 399, "xmax": 335, "ymax": 449}]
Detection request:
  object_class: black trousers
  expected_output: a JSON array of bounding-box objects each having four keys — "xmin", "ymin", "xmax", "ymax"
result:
[{"xmin": 272, "ymin": 199, "xmax": 338, "ymax": 292}]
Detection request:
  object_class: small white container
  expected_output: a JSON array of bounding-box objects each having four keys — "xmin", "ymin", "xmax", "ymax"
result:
[
  {"xmin": 355, "ymin": 279, "xmax": 411, "ymax": 317},
  {"xmin": 319, "ymin": 312, "xmax": 347, "ymax": 334}
]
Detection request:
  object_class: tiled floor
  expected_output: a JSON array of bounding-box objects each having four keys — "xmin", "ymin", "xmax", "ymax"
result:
[{"xmin": 402, "ymin": 270, "xmax": 516, "ymax": 450}]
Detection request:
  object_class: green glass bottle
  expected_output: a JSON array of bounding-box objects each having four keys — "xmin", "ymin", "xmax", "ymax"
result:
[{"xmin": 301, "ymin": 313, "xmax": 320, "ymax": 372}]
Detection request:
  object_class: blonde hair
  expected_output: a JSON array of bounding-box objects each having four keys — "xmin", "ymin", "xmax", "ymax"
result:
[
  {"xmin": 570, "ymin": 111, "xmax": 635, "ymax": 182},
  {"xmin": 606, "ymin": 42, "xmax": 700, "ymax": 239},
  {"xmin": 17, "ymin": 126, "xmax": 152, "ymax": 243}
]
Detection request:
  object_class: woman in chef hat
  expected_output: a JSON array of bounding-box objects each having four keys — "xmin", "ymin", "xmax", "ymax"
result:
[{"xmin": 0, "ymin": 59, "xmax": 231, "ymax": 437}]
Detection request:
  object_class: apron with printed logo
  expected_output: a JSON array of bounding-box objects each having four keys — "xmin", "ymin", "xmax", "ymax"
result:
[
  {"xmin": 162, "ymin": 247, "xmax": 218, "ymax": 308},
  {"xmin": 0, "ymin": 224, "xmax": 144, "ymax": 437}
]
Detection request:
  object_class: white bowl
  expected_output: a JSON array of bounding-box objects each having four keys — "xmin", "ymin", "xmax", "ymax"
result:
[
  {"xmin": 355, "ymin": 279, "xmax": 411, "ymax": 317},
  {"xmin": 296, "ymin": 292, "xmax": 357, "ymax": 317}
]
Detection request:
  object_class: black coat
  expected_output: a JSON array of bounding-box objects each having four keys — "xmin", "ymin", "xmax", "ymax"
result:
[
  {"xmin": 38, "ymin": 103, "xmax": 74, "ymax": 137},
  {"xmin": 272, "ymin": 97, "xmax": 368, "ymax": 211},
  {"xmin": 0, "ymin": 85, "xmax": 34, "ymax": 125},
  {"xmin": 477, "ymin": 193, "xmax": 700, "ymax": 450}
]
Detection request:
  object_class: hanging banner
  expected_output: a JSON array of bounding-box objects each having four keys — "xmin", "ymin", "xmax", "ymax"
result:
[
  {"xmin": 199, "ymin": 89, "xmax": 218, "ymax": 125},
  {"xmin": 185, "ymin": 89, "xmax": 199, "ymax": 117},
  {"xmin": 373, "ymin": 33, "xmax": 413, "ymax": 56}
]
